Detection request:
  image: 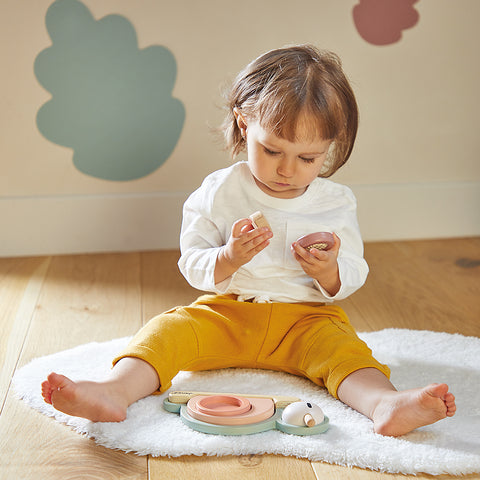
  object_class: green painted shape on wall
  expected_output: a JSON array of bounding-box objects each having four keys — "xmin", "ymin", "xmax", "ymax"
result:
[{"xmin": 35, "ymin": 0, "xmax": 185, "ymax": 181}]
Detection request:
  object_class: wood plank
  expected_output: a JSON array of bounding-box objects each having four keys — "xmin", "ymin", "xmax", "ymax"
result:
[
  {"xmin": 19, "ymin": 253, "xmax": 143, "ymax": 361},
  {"xmin": 0, "ymin": 396, "xmax": 145, "ymax": 480},
  {"xmin": 150, "ymin": 454, "xmax": 317, "ymax": 480},
  {"xmin": 312, "ymin": 463, "xmax": 397, "ymax": 479},
  {"xmin": 347, "ymin": 239, "xmax": 480, "ymax": 335},
  {"xmin": 392, "ymin": 237, "xmax": 480, "ymax": 336},
  {"xmin": 312, "ymin": 462, "xmax": 480, "ymax": 479},
  {"xmin": 335, "ymin": 296, "xmax": 373, "ymax": 332},
  {"xmin": 0, "ymin": 256, "xmax": 50, "ymax": 413},
  {"xmin": 0, "ymin": 253, "xmax": 147, "ymax": 479},
  {"xmin": 140, "ymin": 250, "xmax": 203, "ymax": 321}
]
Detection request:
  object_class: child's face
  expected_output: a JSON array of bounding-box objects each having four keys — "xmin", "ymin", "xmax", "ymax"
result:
[{"xmin": 242, "ymin": 119, "xmax": 331, "ymax": 199}]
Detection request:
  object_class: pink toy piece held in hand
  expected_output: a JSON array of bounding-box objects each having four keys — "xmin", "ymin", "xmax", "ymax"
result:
[{"xmin": 296, "ymin": 232, "xmax": 334, "ymax": 252}]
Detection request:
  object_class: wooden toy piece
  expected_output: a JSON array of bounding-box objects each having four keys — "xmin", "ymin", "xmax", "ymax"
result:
[
  {"xmin": 296, "ymin": 232, "xmax": 334, "ymax": 252},
  {"xmin": 168, "ymin": 390, "xmax": 300, "ymax": 409},
  {"xmin": 280, "ymin": 401, "xmax": 324, "ymax": 427},
  {"xmin": 303, "ymin": 414, "xmax": 316, "ymax": 427},
  {"xmin": 249, "ymin": 211, "xmax": 272, "ymax": 231}
]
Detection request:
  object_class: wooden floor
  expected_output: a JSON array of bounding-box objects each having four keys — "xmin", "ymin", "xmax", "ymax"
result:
[{"xmin": 1, "ymin": 238, "xmax": 479, "ymax": 479}]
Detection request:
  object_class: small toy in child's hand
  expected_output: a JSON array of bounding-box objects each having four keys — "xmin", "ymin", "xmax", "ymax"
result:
[
  {"xmin": 296, "ymin": 232, "xmax": 334, "ymax": 251},
  {"xmin": 249, "ymin": 211, "xmax": 272, "ymax": 231},
  {"xmin": 164, "ymin": 391, "xmax": 329, "ymax": 436}
]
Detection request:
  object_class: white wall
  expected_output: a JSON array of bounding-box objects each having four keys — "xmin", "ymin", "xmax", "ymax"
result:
[{"xmin": 1, "ymin": 0, "xmax": 479, "ymax": 256}]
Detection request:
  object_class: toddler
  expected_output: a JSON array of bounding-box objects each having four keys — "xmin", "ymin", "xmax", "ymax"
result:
[{"xmin": 42, "ymin": 44, "xmax": 455, "ymax": 436}]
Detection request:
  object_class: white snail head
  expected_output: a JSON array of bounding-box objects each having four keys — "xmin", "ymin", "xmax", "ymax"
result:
[{"xmin": 281, "ymin": 401, "xmax": 324, "ymax": 427}]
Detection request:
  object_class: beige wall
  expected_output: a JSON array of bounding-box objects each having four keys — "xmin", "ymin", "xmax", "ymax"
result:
[{"xmin": 1, "ymin": 0, "xmax": 479, "ymax": 256}]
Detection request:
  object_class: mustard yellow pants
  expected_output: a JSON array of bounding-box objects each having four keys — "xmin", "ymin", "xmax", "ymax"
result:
[{"xmin": 113, "ymin": 294, "xmax": 390, "ymax": 398}]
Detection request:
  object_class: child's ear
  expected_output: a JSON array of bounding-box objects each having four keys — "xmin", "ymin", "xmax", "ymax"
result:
[{"xmin": 233, "ymin": 107, "xmax": 248, "ymax": 137}]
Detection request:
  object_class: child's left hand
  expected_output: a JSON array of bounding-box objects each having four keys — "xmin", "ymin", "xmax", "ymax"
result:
[{"xmin": 291, "ymin": 233, "xmax": 341, "ymax": 296}]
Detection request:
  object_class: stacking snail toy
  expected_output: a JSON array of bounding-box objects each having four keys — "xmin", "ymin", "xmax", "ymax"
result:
[{"xmin": 163, "ymin": 391, "xmax": 329, "ymax": 436}]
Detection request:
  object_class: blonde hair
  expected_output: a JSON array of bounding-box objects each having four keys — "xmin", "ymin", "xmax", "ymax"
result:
[{"xmin": 222, "ymin": 45, "xmax": 358, "ymax": 177}]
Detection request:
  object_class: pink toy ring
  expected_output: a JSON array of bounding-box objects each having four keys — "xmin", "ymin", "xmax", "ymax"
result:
[
  {"xmin": 187, "ymin": 395, "xmax": 274, "ymax": 426},
  {"xmin": 296, "ymin": 232, "xmax": 334, "ymax": 251},
  {"xmin": 195, "ymin": 395, "xmax": 251, "ymax": 416}
]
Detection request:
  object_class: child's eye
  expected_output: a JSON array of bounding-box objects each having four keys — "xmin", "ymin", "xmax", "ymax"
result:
[
  {"xmin": 263, "ymin": 147, "xmax": 281, "ymax": 156},
  {"xmin": 300, "ymin": 156, "xmax": 316, "ymax": 164}
]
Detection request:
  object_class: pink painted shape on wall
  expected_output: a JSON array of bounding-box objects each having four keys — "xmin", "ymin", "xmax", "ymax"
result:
[{"xmin": 352, "ymin": 0, "xmax": 420, "ymax": 46}]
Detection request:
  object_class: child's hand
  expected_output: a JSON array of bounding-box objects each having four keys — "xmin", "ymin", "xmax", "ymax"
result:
[
  {"xmin": 291, "ymin": 233, "xmax": 341, "ymax": 296},
  {"xmin": 215, "ymin": 218, "xmax": 273, "ymax": 284}
]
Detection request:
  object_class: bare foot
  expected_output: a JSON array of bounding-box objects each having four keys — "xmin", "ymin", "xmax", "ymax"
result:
[
  {"xmin": 372, "ymin": 383, "xmax": 456, "ymax": 436},
  {"xmin": 41, "ymin": 372, "xmax": 128, "ymax": 422}
]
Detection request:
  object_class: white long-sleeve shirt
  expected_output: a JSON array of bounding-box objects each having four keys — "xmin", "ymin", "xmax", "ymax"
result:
[{"xmin": 178, "ymin": 161, "xmax": 368, "ymax": 303}]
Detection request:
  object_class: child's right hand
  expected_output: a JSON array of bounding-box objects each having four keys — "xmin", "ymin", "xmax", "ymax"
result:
[{"xmin": 214, "ymin": 218, "xmax": 273, "ymax": 284}]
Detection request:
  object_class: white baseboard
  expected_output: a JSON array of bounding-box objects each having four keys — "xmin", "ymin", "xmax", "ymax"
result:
[
  {"xmin": 1, "ymin": 181, "xmax": 479, "ymax": 257},
  {"xmin": 351, "ymin": 181, "xmax": 480, "ymax": 241},
  {"xmin": 0, "ymin": 192, "xmax": 189, "ymax": 257}
]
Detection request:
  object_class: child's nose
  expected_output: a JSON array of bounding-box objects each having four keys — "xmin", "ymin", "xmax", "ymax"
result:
[{"xmin": 277, "ymin": 158, "xmax": 295, "ymax": 177}]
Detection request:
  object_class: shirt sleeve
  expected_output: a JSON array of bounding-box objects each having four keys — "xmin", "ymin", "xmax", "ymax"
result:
[
  {"xmin": 177, "ymin": 180, "xmax": 225, "ymax": 293},
  {"xmin": 313, "ymin": 187, "xmax": 369, "ymax": 301}
]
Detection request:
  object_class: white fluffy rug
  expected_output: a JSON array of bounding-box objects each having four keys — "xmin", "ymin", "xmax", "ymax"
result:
[{"xmin": 13, "ymin": 329, "xmax": 480, "ymax": 475}]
